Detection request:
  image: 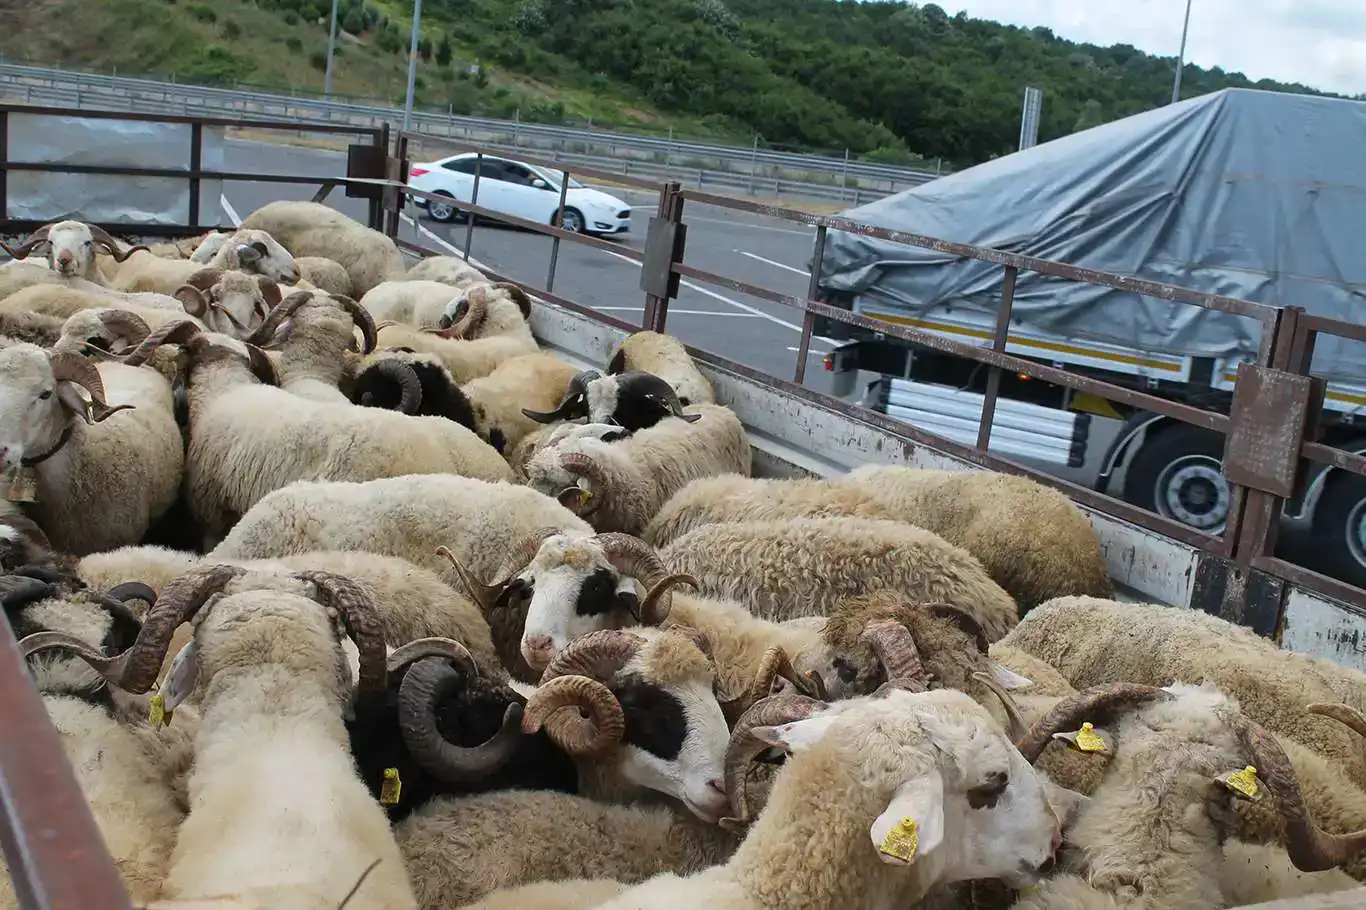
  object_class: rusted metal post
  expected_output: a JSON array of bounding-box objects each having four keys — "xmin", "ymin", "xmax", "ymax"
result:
[
  {"xmin": 462, "ymin": 152, "xmax": 483, "ymax": 261},
  {"xmin": 1, "ymin": 110, "xmax": 10, "ymax": 222},
  {"xmin": 546, "ymin": 168, "xmax": 570, "ymax": 294},
  {"xmin": 0, "ymin": 615, "xmax": 133, "ymax": 910},
  {"xmin": 793, "ymin": 224, "xmax": 828, "ymax": 384},
  {"xmin": 976, "ymin": 265, "xmax": 1018, "ymax": 451},
  {"xmin": 641, "ymin": 182, "xmax": 685, "ymax": 334},
  {"xmin": 188, "ymin": 122, "xmax": 203, "ymax": 228}
]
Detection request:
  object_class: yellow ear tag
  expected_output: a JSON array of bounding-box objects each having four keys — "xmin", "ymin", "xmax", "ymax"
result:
[
  {"xmin": 1073, "ymin": 722, "xmax": 1108, "ymax": 753},
  {"xmin": 1220, "ymin": 765, "xmax": 1261, "ymax": 800},
  {"xmin": 147, "ymin": 694, "xmax": 167, "ymax": 729},
  {"xmin": 878, "ymin": 816, "xmax": 919, "ymax": 862},
  {"xmin": 380, "ymin": 768, "xmax": 402, "ymax": 806}
]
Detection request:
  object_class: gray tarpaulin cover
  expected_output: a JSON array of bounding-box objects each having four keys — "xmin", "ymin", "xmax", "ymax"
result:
[{"xmin": 818, "ymin": 89, "xmax": 1366, "ymax": 382}]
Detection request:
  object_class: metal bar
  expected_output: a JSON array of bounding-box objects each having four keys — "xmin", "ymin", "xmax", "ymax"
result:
[
  {"xmin": 1252, "ymin": 556, "xmax": 1366, "ymax": 615},
  {"xmin": 187, "ymin": 122, "xmax": 202, "ymax": 228},
  {"xmin": 793, "ymin": 225, "xmax": 828, "ymax": 385},
  {"xmin": 310, "ymin": 181, "xmax": 337, "ymax": 204},
  {"xmin": 1298, "ymin": 312, "xmax": 1366, "ymax": 346},
  {"xmin": 0, "ymin": 161, "xmax": 376, "ymax": 184},
  {"xmin": 546, "ymin": 167, "xmax": 570, "ymax": 294},
  {"xmin": 0, "ymin": 110, "xmax": 8, "ymax": 221},
  {"xmin": 976, "ymin": 265, "xmax": 1018, "ymax": 450},
  {"xmin": 671, "ymin": 261, "xmax": 1229, "ymax": 434},
  {"xmin": 0, "ymin": 102, "xmax": 377, "ymax": 134},
  {"xmin": 0, "ymin": 614, "xmax": 134, "ymax": 910},
  {"xmin": 463, "ymin": 152, "xmax": 482, "ymax": 261}
]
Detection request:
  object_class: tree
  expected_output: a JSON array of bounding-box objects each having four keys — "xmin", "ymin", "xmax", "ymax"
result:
[
  {"xmin": 435, "ymin": 35, "xmax": 453, "ymax": 67},
  {"xmin": 419, "ymin": 36, "xmax": 433, "ymax": 61}
]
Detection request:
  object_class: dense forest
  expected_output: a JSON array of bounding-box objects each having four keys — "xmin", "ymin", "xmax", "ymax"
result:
[{"xmin": 11, "ymin": 0, "xmax": 1345, "ymax": 166}]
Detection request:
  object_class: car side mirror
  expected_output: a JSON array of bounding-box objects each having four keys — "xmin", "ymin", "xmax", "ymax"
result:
[{"xmin": 531, "ymin": 178, "xmax": 550, "ymax": 190}]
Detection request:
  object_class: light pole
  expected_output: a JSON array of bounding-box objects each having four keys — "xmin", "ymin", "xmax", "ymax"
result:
[
  {"xmin": 1171, "ymin": 0, "xmax": 1193, "ymax": 104},
  {"xmin": 402, "ymin": 0, "xmax": 423, "ymax": 132},
  {"xmin": 323, "ymin": 0, "xmax": 340, "ymax": 98}
]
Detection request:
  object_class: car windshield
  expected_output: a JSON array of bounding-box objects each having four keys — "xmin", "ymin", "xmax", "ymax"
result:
[{"xmin": 529, "ymin": 165, "xmax": 584, "ymax": 189}]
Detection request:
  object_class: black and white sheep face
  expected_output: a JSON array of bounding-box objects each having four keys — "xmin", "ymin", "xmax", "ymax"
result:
[
  {"xmin": 757, "ymin": 689, "xmax": 1063, "ymax": 889},
  {"xmin": 517, "ymin": 536, "xmax": 639, "ymax": 672},
  {"xmin": 611, "ymin": 669, "xmax": 731, "ymax": 823}
]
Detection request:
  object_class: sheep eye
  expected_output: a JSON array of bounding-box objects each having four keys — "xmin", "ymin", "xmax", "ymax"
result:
[
  {"xmin": 967, "ymin": 771, "xmax": 1009, "ymax": 809},
  {"xmin": 37, "ymin": 389, "xmax": 53, "ymax": 401}
]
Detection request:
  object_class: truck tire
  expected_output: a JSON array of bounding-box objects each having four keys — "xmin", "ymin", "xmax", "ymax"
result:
[
  {"xmin": 1121, "ymin": 423, "xmax": 1231, "ymax": 533},
  {"xmin": 1306, "ymin": 470, "xmax": 1366, "ymax": 588}
]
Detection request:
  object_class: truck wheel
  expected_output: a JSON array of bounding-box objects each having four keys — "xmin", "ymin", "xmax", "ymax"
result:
[
  {"xmin": 1122, "ymin": 424, "xmax": 1231, "ymax": 533},
  {"xmin": 1307, "ymin": 471, "xmax": 1366, "ymax": 588}
]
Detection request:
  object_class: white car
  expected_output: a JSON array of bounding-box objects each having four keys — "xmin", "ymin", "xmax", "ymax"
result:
[{"xmin": 408, "ymin": 152, "xmax": 632, "ymax": 236}]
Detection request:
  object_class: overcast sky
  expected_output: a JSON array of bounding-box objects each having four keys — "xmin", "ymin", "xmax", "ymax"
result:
[{"xmin": 933, "ymin": 0, "xmax": 1364, "ymax": 96}]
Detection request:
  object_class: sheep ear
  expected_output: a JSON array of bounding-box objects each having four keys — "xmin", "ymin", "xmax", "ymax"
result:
[
  {"xmin": 236, "ymin": 243, "xmax": 264, "ymax": 266},
  {"xmin": 55, "ymin": 383, "xmax": 94, "ymax": 424},
  {"xmin": 174, "ymin": 285, "xmax": 209, "ymax": 317},
  {"xmin": 159, "ymin": 639, "xmax": 201, "ymax": 716},
  {"xmin": 750, "ymin": 711, "xmax": 840, "ymax": 754},
  {"xmin": 1042, "ymin": 779, "xmax": 1091, "ymax": 828},
  {"xmin": 1052, "ymin": 723, "xmax": 1114, "ymax": 755},
  {"xmin": 870, "ymin": 770, "xmax": 946, "ymax": 866},
  {"xmin": 987, "ymin": 661, "xmax": 1033, "ymax": 691},
  {"xmin": 557, "ymin": 485, "xmax": 593, "ymax": 512}
]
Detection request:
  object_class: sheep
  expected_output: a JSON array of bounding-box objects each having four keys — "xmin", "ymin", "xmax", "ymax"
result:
[
  {"xmin": 116, "ymin": 322, "xmax": 511, "ymax": 546},
  {"xmin": 371, "ymin": 282, "xmax": 539, "ymax": 384},
  {"xmin": 1011, "ymin": 681, "xmax": 1366, "ymax": 910},
  {"xmin": 167, "ymin": 267, "xmax": 284, "ymax": 339},
  {"xmin": 0, "ymin": 281, "xmax": 188, "ymax": 323},
  {"xmin": 463, "ymin": 352, "xmax": 580, "ymax": 454},
  {"xmin": 1219, "ymin": 840, "xmax": 1361, "ymax": 906},
  {"xmin": 295, "ymin": 255, "xmax": 355, "ymax": 297},
  {"xmin": 78, "ymin": 543, "xmax": 202, "ymax": 596},
  {"xmin": 1000, "ymin": 596, "xmax": 1366, "ymax": 790},
  {"xmin": 0, "ymin": 308, "xmax": 66, "ymax": 347},
  {"xmin": 521, "ymin": 368, "xmax": 701, "ymax": 434},
  {"xmin": 1, "ymin": 631, "xmax": 197, "ymax": 910},
  {"xmin": 838, "ymin": 466, "xmax": 1114, "ymax": 614},
  {"xmin": 362, "ymin": 278, "xmax": 472, "ymax": 328},
  {"xmin": 188, "ymin": 227, "xmax": 300, "ymax": 280},
  {"xmin": 101, "ymin": 566, "xmax": 418, "ymax": 910},
  {"xmin": 1, "ymin": 220, "xmax": 146, "ymax": 283},
  {"xmin": 642, "ymin": 474, "xmax": 897, "ymax": 548},
  {"xmin": 248, "ymin": 288, "xmax": 378, "ymax": 403},
  {"xmin": 206, "ymin": 473, "xmax": 593, "ymax": 588},
  {"xmin": 525, "ymin": 404, "xmax": 752, "ymax": 535},
  {"xmin": 606, "ymin": 330, "xmax": 716, "ymax": 406},
  {"xmin": 583, "ymin": 687, "xmax": 1068, "ymax": 910},
  {"xmin": 112, "ymin": 239, "xmax": 296, "ymax": 299},
  {"xmin": 372, "ymin": 626, "xmax": 731, "ymax": 833},
  {"xmin": 53, "ymin": 308, "xmax": 197, "ymax": 357},
  {"xmin": 349, "ymin": 348, "xmax": 478, "ymax": 430},
  {"xmin": 656, "ymin": 517, "xmax": 1018, "ymax": 640},
  {"xmin": 406, "ymin": 254, "xmax": 487, "ymax": 288},
  {"xmin": 241, "ymin": 199, "xmax": 408, "ymax": 296},
  {"xmin": 0, "ymin": 343, "xmax": 183, "ymax": 555}
]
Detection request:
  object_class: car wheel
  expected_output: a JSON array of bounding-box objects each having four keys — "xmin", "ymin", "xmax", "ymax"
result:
[
  {"xmin": 557, "ymin": 207, "xmax": 586, "ymax": 234},
  {"xmin": 1121, "ymin": 423, "xmax": 1231, "ymax": 534},
  {"xmin": 427, "ymin": 192, "xmax": 458, "ymax": 223},
  {"xmin": 1307, "ymin": 469, "xmax": 1366, "ymax": 587}
]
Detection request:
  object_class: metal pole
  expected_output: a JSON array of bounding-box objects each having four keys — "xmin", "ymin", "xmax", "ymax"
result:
[
  {"xmin": 1171, "ymin": 0, "xmax": 1193, "ymax": 104},
  {"xmin": 323, "ymin": 0, "xmax": 340, "ymax": 98},
  {"xmin": 402, "ymin": 0, "xmax": 423, "ymax": 132}
]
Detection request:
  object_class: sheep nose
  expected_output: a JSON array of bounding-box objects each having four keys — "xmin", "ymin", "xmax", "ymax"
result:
[
  {"xmin": 706, "ymin": 778, "xmax": 726, "ymax": 796},
  {"xmin": 1051, "ymin": 826, "xmax": 1063, "ymax": 853},
  {"xmin": 1035, "ymin": 855, "xmax": 1056, "ymax": 877},
  {"xmin": 521, "ymin": 636, "xmax": 555, "ymax": 669}
]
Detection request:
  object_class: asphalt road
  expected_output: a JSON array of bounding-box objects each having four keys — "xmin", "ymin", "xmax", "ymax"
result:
[{"xmin": 220, "ymin": 139, "xmax": 842, "ymax": 395}]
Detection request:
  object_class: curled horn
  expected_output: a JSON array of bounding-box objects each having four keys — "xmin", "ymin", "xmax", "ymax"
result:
[
  {"xmin": 450, "ymin": 285, "xmax": 489, "ymax": 338},
  {"xmin": 521, "ymin": 369, "xmax": 599, "ymax": 424},
  {"xmin": 638, "ymin": 574, "xmax": 700, "ymax": 626},
  {"xmin": 105, "ymin": 581, "xmax": 157, "ymax": 607},
  {"xmin": 95, "ymin": 310, "xmax": 153, "ymax": 349},
  {"xmin": 435, "ymin": 527, "xmax": 561, "ymax": 609},
  {"xmin": 539, "ymin": 629, "xmax": 645, "ymax": 685},
  {"xmin": 247, "ymin": 290, "xmax": 313, "ymax": 346},
  {"xmin": 719, "ymin": 646, "xmax": 817, "ymax": 724},
  {"xmin": 116, "ymin": 564, "xmax": 247, "ymax": 692},
  {"xmin": 386, "ymin": 637, "xmax": 478, "ymax": 675},
  {"xmin": 861, "ymin": 619, "xmax": 927, "ymax": 691},
  {"xmin": 1223, "ymin": 708, "xmax": 1366, "ymax": 871},
  {"xmin": 618, "ymin": 371, "xmax": 701, "ymax": 423},
  {"xmin": 494, "ymin": 282, "xmax": 532, "ymax": 320},
  {"xmin": 360, "ymin": 360, "xmax": 423, "ymax": 414},
  {"xmin": 397, "ymin": 655, "xmax": 524, "ymax": 783},
  {"xmin": 973, "ymin": 671, "xmax": 1029, "ymax": 742},
  {"xmin": 0, "ymin": 576, "xmax": 58, "ymax": 610},
  {"xmin": 49, "ymin": 352, "xmax": 134, "ymax": 423},
  {"xmin": 293, "ymin": 570, "xmax": 388, "ymax": 704},
  {"xmin": 1014, "ymin": 683, "xmax": 1174, "ymax": 764},
  {"xmin": 19, "ymin": 631, "xmax": 128, "ymax": 681},
  {"xmin": 594, "ymin": 533, "xmax": 688, "ymax": 623},
  {"xmin": 720, "ymin": 693, "xmax": 828, "ymax": 831},
  {"xmin": 560, "ymin": 451, "xmax": 609, "ymax": 495},
  {"xmin": 338, "ymin": 296, "xmax": 377, "ymax": 354},
  {"xmin": 185, "ymin": 267, "xmax": 226, "ymax": 291},
  {"xmin": 87, "ymin": 225, "xmax": 148, "ymax": 262},
  {"xmin": 1307, "ymin": 703, "xmax": 1366, "ymax": 737},
  {"xmin": 6, "ymin": 224, "xmax": 54, "ymax": 260},
  {"xmin": 244, "ymin": 342, "xmax": 279, "ymax": 386},
  {"xmin": 924, "ymin": 603, "xmax": 990, "ymax": 654},
  {"xmin": 522, "ymin": 674, "xmax": 625, "ymax": 759},
  {"xmin": 118, "ymin": 320, "xmax": 204, "ymax": 367}
]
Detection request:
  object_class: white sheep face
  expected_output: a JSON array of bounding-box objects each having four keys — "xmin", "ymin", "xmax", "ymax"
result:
[
  {"xmin": 193, "ymin": 229, "xmax": 298, "ymax": 285},
  {"xmin": 45, "ymin": 221, "xmax": 97, "ymax": 280},
  {"xmin": 756, "ymin": 689, "xmax": 1063, "ymax": 889},
  {"xmin": 609, "ymin": 633, "xmax": 732, "ymax": 823},
  {"xmin": 175, "ymin": 274, "xmax": 272, "ymax": 340},
  {"xmin": 0, "ymin": 345, "xmax": 78, "ymax": 473}
]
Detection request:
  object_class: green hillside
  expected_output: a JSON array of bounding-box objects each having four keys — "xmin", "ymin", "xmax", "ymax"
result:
[{"xmin": 3, "ymin": 0, "xmax": 1345, "ymax": 166}]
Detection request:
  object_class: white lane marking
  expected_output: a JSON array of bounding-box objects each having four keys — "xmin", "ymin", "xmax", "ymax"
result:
[
  {"xmin": 593, "ymin": 246, "xmax": 836, "ymax": 345},
  {"xmin": 594, "ymin": 307, "xmax": 760, "ymax": 317},
  {"xmin": 220, "ymin": 195, "xmax": 242, "ymax": 227},
  {"xmin": 685, "ymin": 214, "xmax": 814, "ymax": 236},
  {"xmin": 398, "ymin": 212, "xmax": 499, "ymax": 274},
  {"xmin": 787, "ymin": 346, "xmax": 829, "ymax": 356},
  {"xmin": 739, "ymin": 250, "xmax": 808, "ymax": 276}
]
